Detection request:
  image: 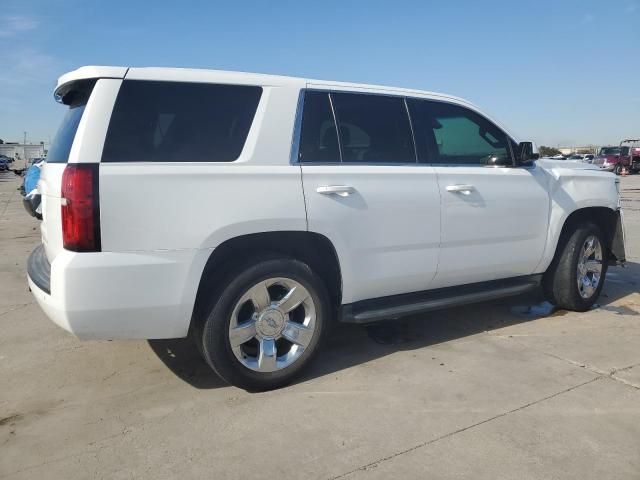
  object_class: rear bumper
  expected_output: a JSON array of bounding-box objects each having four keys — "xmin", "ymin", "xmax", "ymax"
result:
[
  {"xmin": 27, "ymin": 245, "xmax": 50, "ymax": 294},
  {"xmin": 27, "ymin": 246, "xmax": 209, "ymax": 340}
]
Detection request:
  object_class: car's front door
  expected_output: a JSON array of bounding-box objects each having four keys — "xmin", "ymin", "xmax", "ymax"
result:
[
  {"xmin": 298, "ymin": 90, "xmax": 441, "ymax": 304},
  {"xmin": 408, "ymin": 98, "xmax": 550, "ymax": 288}
]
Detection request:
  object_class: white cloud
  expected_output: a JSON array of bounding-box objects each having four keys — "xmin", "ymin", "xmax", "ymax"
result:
[{"xmin": 0, "ymin": 15, "xmax": 39, "ymax": 38}]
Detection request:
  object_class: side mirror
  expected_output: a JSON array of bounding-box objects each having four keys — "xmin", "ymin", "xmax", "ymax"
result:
[{"xmin": 517, "ymin": 142, "xmax": 539, "ymax": 165}]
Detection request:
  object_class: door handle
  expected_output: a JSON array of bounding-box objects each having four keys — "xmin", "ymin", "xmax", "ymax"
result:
[
  {"xmin": 445, "ymin": 184, "xmax": 475, "ymax": 195},
  {"xmin": 316, "ymin": 185, "xmax": 355, "ymax": 197}
]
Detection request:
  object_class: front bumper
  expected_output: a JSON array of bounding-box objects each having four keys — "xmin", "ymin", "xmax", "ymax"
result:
[{"xmin": 27, "ymin": 245, "xmax": 207, "ymax": 339}]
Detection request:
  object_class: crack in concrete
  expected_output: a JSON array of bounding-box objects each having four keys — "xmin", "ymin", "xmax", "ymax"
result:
[
  {"xmin": 0, "ymin": 189, "xmax": 16, "ymax": 217},
  {"xmin": 0, "ymin": 303, "xmax": 31, "ymax": 317},
  {"xmin": 613, "ymin": 362, "xmax": 640, "ymax": 373},
  {"xmin": 497, "ymin": 336, "xmax": 640, "ymax": 392},
  {"xmin": 608, "ymin": 375, "xmax": 640, "ymax": 390},
  {"xmin": 0, "ymin": 449, "xmax": 92, "ymax": 479},
  {"xmin": 0, "ymin": 420, "xmax": 133, "ymax": 478},
  {"xmin": 328, "ymin": 377, "xmax": 601, "ymax": 480}
]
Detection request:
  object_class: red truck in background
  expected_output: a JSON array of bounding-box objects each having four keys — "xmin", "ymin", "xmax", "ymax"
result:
[{"xmin": 593, "ymin": 139, "xmax": 640, "ymax": 175}]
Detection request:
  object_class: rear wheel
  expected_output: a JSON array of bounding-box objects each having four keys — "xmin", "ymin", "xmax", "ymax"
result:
[
  {"xmin": 543, "ymin": 222, "xmax": 608, "ymax": 311},
  {"xmin": 197, "ymin": 257, "xmax": 329, "ymax": 391}
]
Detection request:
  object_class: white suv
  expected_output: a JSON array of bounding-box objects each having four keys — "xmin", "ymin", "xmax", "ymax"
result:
[{"xmin": 28, "ymin": 66, "xmax": 626, "ymax": 390}]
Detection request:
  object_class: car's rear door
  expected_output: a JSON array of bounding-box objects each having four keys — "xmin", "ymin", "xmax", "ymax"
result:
[
  {"xmin": 408, "ymin": 98, "xmax": 550, "ymax": 288},
  {"xmin": 298, "ymin": 90, "xmax": 441, "ymax": 304}
]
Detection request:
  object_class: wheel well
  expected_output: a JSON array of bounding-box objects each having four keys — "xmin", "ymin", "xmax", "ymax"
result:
[
  {"xmin": 558, "ymin": 207, "xmax": 618, "ymax": 254},
  {"xmin": 191, "ymin": 231, "xmax": 342, "ymax": 330}
]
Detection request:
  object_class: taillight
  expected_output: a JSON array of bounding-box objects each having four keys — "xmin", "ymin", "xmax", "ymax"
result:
[{"xmin": 61, "ymin": 164, "xmax": 101, "ymax": 252}]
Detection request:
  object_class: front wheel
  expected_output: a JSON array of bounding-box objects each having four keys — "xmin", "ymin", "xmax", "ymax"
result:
[
  {"xmin": 614, "ymin": 164, "xmax": 623, "ymax": 175},
  {"xmin": 197, "ymin": 257, "xmax": 330, "ymax": 391},
  {"xmin": 543, "ymin": 222, "xmax": 608, "ymax": 311}
]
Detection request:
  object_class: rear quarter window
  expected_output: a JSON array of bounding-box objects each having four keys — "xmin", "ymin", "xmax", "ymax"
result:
[
  {"xmin": 47, "ymin": 80, "xmax": 96, "ymax": 164},
  {"xmin": 101, "ymin": 81, "xmax": 262, "ymax": 163}
]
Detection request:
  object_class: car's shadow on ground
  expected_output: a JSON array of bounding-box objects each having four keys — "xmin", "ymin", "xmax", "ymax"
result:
[
  {"xmin": 148, "ymin": 261, "xmax": 640, "ymax": 390},
  {"xmin": 147, "ymin": 337, "xmax": 228, "ymax": 388}
]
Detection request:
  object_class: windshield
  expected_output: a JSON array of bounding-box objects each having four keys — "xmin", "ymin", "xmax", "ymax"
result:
[{"xmin": 600, "ymin": 147, "xmax": 620, "ymax": 155}]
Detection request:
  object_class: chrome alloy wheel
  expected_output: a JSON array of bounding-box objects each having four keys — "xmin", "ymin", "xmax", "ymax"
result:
[
  {"xmin": 228, "ymin": 277, "xmax": 317, "ymax": 372},
  {"xmin": 577, "ymin": 235, "xmax": 603, "ymax": 299}
]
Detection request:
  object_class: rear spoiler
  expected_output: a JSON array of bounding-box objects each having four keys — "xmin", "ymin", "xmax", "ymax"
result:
[{"xmin": 54, "ymin": 66, "xmax": 128, "ymax": 101}]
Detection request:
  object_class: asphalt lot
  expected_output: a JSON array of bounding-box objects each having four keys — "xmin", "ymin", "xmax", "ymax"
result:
[{"xmin": 1, "ymin": 170, "xmax": 639, "ymax": 479}]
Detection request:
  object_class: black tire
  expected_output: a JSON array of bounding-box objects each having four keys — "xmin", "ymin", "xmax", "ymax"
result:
[
  {"xmin": 196, "ymin": 256, "xmax": 330, "ymax": 391},
  {"xmin": 542, "ymin": 222, "xmax": 608, "ymax": 312},
  {"xmin": 613, "ymin": 164, "xmax": 623, "ymax": 175}
]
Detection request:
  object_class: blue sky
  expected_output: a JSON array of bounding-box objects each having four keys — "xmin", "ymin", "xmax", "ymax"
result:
[{"xmin": 1, "ymin": 0, "xmax": 638, "ymax": 147}]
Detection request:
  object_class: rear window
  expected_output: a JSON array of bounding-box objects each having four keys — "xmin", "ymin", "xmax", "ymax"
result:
[
  {"xmin": 102, "ymin": 81, "xmax": 262, "ymax": 163},
  {"xmin": 47, "ymin": 82, "xmax": 95, "ymax": 164}
]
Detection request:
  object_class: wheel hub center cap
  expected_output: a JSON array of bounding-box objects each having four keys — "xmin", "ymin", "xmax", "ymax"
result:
[{"xmin": 256, "ymin": 308, "xmax": 285, "ymax": 338}]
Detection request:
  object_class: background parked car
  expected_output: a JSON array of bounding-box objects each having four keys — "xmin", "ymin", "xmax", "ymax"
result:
[
  {"xmin": 21, "ymin": 158, "xmax": 44, "ymax": 219},
  {"xmin": 0, "ymin": 154, "xmax": 12, "ymax": 171}
]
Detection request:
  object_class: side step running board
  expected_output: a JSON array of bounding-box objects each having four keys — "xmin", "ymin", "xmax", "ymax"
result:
[{"xmin": 340, "ymin": 275, "xmax": 541, "ymax": 324}]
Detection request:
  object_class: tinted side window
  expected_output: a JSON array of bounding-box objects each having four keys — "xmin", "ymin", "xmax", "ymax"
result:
[
  {"xmin": 47, "ymin": 105, "xmax": 87, "ymax": 164},
  {"xmin": 102, "ymin": 81, "xmax": 262, "ymax": 163},
  {"xmin": 331, "ymin": 93, "xmax": 416, "ymax": 163},
  {"xmin": 47, "ymin": 80, "xmax": 96, "ymax": 164},
  {"xmin": 298, "ymin": 92, "xmax": 340, "ymax": 163},
  {"xmin": 408, "ymin": 99, "xmax": 512, "ymax": 166}
]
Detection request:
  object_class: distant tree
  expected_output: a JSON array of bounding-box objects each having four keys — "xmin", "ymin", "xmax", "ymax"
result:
[
  {"xmin": 539, "ymin": 146, "xmax": 561, "ymax": 157},
  {"xmin": 0, "ymin": 139, "xmax": 4, "ymax": 144}
]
